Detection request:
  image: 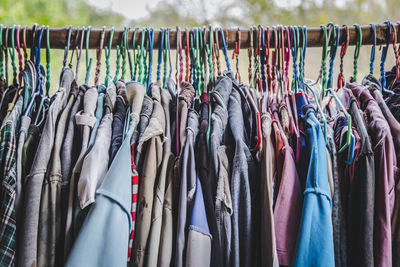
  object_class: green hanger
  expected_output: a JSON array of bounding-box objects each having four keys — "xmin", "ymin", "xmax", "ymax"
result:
[
  {"xmin": 84, "ymin": 26, "xmax": 93, "ymax": 85},
  {"xmin": 120, "ymin": 27, "xmax": 127, "ymax": 81},
  {"xmin": 198, "ymin": 28, "xmax": 204, "ymax": 95},
  {"xmin": 132, "ymin": 27, "xmax": 139, "ymax": 81},
  {"xmin": 104, "ymin": 27, "xmax": 114, "ymax": 86},
  {"xmin": 352, "ymin": 24, "xmax": 362, "ymax": 82},
  {"xmin": 113, "ymin": 45, "xmax": 121, "ymax": 84},
  {"xmin": 136, "ymin": 28, "xmax": 145, "ymax": 83},
  {"xmin": 142, "ymin": 29, "xmax": 149, "ymax": 85},
  {"xmin": 320, "ymin": 25, "xmax": 328, "ymax": 98},
  {"xmin": 207, "ymin": 25, "xmax": 213, "ymax": 86},
  {"xmin": 9, "ymin": 25, "xmax": 17, "ymax": 85}
]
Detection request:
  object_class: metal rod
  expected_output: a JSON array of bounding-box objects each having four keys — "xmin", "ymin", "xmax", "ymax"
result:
[{"xmin": 1, "ymin": 23, "xmax": 399, "ymax": 50}]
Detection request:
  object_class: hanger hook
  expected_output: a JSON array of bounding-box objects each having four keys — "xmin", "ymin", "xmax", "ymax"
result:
[
  {"xmin": 84, "ymin": 26, "xmax": 92, "ymax": 84},
  {"xmin": 380, "ymin": 20, "xmax": 392, "ymax": 89},
  {"xmin": 337, "ymin": 25, "xmax": 349, "ymax": 89},
  {"xmin": 45, "ymin": 25, "xmax": 51, "ymax": 96},
  {"xmin": 369, "ymin": 23, "xmax": 376, "ymax": 75},
  {"xmin": 352, "ymin": 24, "xmax": 362, "ymax": 82},
  {"xmin": 16, "ymin": 25, "xmax": 24, "ymax": 86},
  {"xmin": 63, "ymin": 25, "xmax": 72, "ymax": 67},
  {"xmin": 30, "ymin": 23, "xmax": 38, "ymax": 61}
]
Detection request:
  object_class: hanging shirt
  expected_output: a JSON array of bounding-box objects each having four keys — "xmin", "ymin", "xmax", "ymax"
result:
[
  {"xmin": 210, "ymin": 75, "xmax": 233, "ymax": 267},
  {"xmin": 37, "ymin": 79, "xmax": 78, "ymax": 267},
  {"xmin": 65, "ymin": 81, "xmax": 145, "ymax": 267},
  {"xmin": 260, "ymin": 112, "xmax": 279, "ymax": 267},
  {"xmin": 132, "ymin": 83, "xmax": 165, "ymax": 267},
  {"xmin": 174, "ymin": 109, "xmax": 200, "ymax": 267},
  {"xmin": 348, "ymin": 81, "xmax": 397, "ymax": 267},
  {"xmin": 110, "ymin": 80, "xmax": 127, "ymax": 163},
  {"xmin": 18, "ymin": 68, "xmax": 74, "ymax": 267},
  {"xmin": 146, "ymin": 81, "xmax": 173, "ymax": 267},
  {"xmin": 293, "ymin": 106, "xmax": 335, "ymax": 267},
  {"xmin": 0, "ymin": 96, "xmax": 22, "ymax": 267}
]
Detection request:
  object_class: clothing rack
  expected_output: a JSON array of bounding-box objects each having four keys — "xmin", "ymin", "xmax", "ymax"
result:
[{"xmin": 1, "ymin": 23, "xmax": 400, "ymax": 50}]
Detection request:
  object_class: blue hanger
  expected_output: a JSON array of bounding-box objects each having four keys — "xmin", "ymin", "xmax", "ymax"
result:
[
  {"xmin": 327, "ymin": 23, "xmax": 340, "ymax": 89},
  {"xmin": 369, "ymin": 23, "xmax": 376, "ymax": 75},
  {"xmin": 219, "ymin": 28, "xmax": 231, "ymax": 71},
  {"xmin": 63, "ymin": 26, "xmax": 73, "ymax": 68},
  {"xmin": 290, "ymin": 26, "xmax": 299, "ymax": 92},
  {"xmin": 300, "ymin": 26, "xmax": 307, "ymax": 92},
  {"xmin": 260, "ymin": 26, "xmax": 266, "ymax": 94},
  {"xmin": 380, "ymin": 20, "xmax": 392, "ymax": 91},
  {"xmin": 146, "ymin": 28, "xmax": 154, "ymax": 95},
  {"xmin": 157, "ymin": 28, "xmax": 165, "ymax": 82},
  {"xmin": 24, "ymin": 25, "xmax": 45, "ymax": 117},
  {"xmin": 192, "ymin": 28, "xmax": 197, "ymax": 88}
]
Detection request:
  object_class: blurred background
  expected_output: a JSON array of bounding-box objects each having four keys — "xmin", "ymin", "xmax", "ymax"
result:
[{"xmin": 1, "ymin": 0, "xmax": 399, "ymax": 91}]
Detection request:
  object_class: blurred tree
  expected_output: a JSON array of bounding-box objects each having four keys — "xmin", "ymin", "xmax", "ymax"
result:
[{"xmin": 0, "ymin": 0, "xmax": 125, "ymax": 27}]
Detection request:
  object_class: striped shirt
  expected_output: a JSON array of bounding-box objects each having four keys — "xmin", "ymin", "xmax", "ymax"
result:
[{"xmin": 128, "ymin": 143, "xmax": 139, "ymax": 261}]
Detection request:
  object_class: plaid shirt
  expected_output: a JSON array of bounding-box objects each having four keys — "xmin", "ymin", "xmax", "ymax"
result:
[
  {"xmin": 0, "ymin": 97, "xmax": 23, "ymax": 266},
  {"xmin": 128, "ymin": 143, "xmax": 139, "ymax": 261}
]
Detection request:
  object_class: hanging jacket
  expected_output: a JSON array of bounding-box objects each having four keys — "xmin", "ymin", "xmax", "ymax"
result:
[
  {"xmin": 18, "ymin": 68, "xmax": 74, "ymax": 267},
  {"xmin": 349, "ymin": 81, "xmax": 397, "ymax": 267},
  {"xmin": 37, "ymin": 79, "xmax": 78, "ymax": 267},
  {"xmin": 77, "ymin": 83, "xmax": 116, "ymax": 210},
  {"xmin": 146, "ymin": 81, "xmax": 173, "ymax": 267},
  {"xmin": 210, "ymin": 75, "xmax": 233, "ymax": 267},
  {"xmin": 110, "ymin": 80, "xmax": 127, "ymax": 162},
  {"xmin": 260, "ymin": 112, "xmax": 279, "ymax": 267},
  {"xmin": 0, "ymin": 96, "xmax": 23, "ymax": 267},
  {"xmin": 132, "ymin": 83, "xmax": 165, "ymax": 267},
  {"xmin": 175, "ymin": 109, "xmax": 200, "ymax": 267},
  {"xmin": 64, "ymin": 85, "xmax": 98, "ymax": 257},
  {"xmin": 293, "ymin": 106, "xmax": 335, "ymax": 267},
  {"xmin": 65, "ymin": 81, "xmax": 144, "ymax": 267},
  {"xmin": 228, "ymin": 82, "xmax": 258, "ymax": 267}
]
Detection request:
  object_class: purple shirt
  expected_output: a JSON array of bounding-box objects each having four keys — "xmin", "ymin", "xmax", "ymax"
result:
[{"xmin": 348, "ymin": 82, "xmax": 397, "ymax": 267}]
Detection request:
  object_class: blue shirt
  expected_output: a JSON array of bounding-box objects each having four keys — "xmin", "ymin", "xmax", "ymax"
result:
[{"xmin": 293, "ymin": 107, "xmax": 335, "ymax": 267}]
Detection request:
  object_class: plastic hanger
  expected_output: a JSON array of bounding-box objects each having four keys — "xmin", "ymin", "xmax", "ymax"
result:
[
  {"xmin": 120, "ymin": 27, "xmax": 128, "ymax": 81},
  {"xmin": 75, "ymin": 27, "xmax": 85, "ymax": 84},
  {"xmin": 113, "ymin": 40, "xmax": 122, "ymax": 84},
  {"xmin": 337, "ymin": 25, "xmax": 349, "ymax": 89},
  {"xmin": 184, "ymin": 28, "xmax": 190, "ymax": 82},
  {"xmin": 22, "ymin": 26, "xmax": 28, "ymax": 67},
  {"xmin": 266, "ymin": 27, "xmax": 272, "ymax": 108},
  {"xmin": 327, "ymin": 23, "xmax": 340, "ymax": 89},
  {"xmin": 291, "ymin": 26, "xmax": 300, "ymax": 93},
  {"xmin": 94, "ymin": 26, "xmax": 105, "ymax": 87},
  {"xmin": 232, "ymin": 28, "xmax": 241, "ymax": 82},
  {"xmin": 163, "ymin": 28, "xmax": 169, "ymax": 87},
  {"xmin": 24, "ymin": 25, "xmax": 45, "ymax": 117},
  {"xmin": 62, "ymin": 26, "xmax": 72, "ymax": 69},
  {"xmin": 136, "ymin": 28, "xmax": 145, "ymax": 84},
  {"xmin": 16, "ymin": 25, "xmax": 23, "ymax": 87},
  {"xmin": 369, "ymin": 23, "xmax": 376, "ymax": 75},
  {"xmin": 146, "ymin": 28, "xmax": 154, "ymax": 94},
  {"xmin": 214, "ymin": 27, "xmax": 221, "ymax": 76},
  {"xmin": 84, "ymin": 26, "xmax": 92, "ymax": 84},
  {"xmin": 9, "ymin": 25, "xmax": 17, "ymax": 86},
  {"xmin": 191, "ymin": 28, "xmax": 197, "ymax": 90},
  {"xmin": 126, "ymin": 27, "xmax": 134, "ymax": 81},
  {"xmin": 3, "ymin": 26, "xmax": 9, "ymax": 86},
  {"xmin": 132, "ymin": 27, "xmax": 139, "ymax": 81},
  {"xmin": 380, "ymin": 20, "xmax": 392, "ymax": 91},
  {"xmin": 248, "ymin": 26, "xmax": 253, "ymax": 89},
  {"xmin": 45, "ymin": 25, "xmax": 51, "ymax": 96},
  {"xmin": 198, "ymin": 28, "xmax": 205, "ymax": 95},
  {"xmin": 142, "ymin": 28, "xmax": 149, "ymax": 86},
  {"xmin": 157, "ymin": 28, "xmax": 165, "ymax": 82},
  {"xmin": 299, "ymin": 26, "xmax": 307, "ymax": 91},
  {"xmin": 206, "ymin": 25, "xmax": 213, "ymax": 87},
  {"xmin": 30, "ymin": 24, "xmax": 38, "ymax": 62},
  {"xmin": 219, "ymin": 28, "xmax": 231, "ymax": 72},
  {"xmin": 260, "ymin": 26, "xmax": 267, "ymax": 96},
  {"xmin": 352, "ymin": 24, "xmax": 362, "ymax": 82},
  {"xmin": 104, "ymin": 27, "xmax": 114, "ymax": 86}
]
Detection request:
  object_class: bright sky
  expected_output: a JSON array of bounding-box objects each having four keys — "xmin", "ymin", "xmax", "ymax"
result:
[{"xmin": 86, "ymin": 0, "xmax": 320, "ymax": 20}]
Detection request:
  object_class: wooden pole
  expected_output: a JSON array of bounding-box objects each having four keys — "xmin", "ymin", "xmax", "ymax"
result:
[{"xmin": 1, "ymin": 23, "xmax": 399, "ymax": 50}]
